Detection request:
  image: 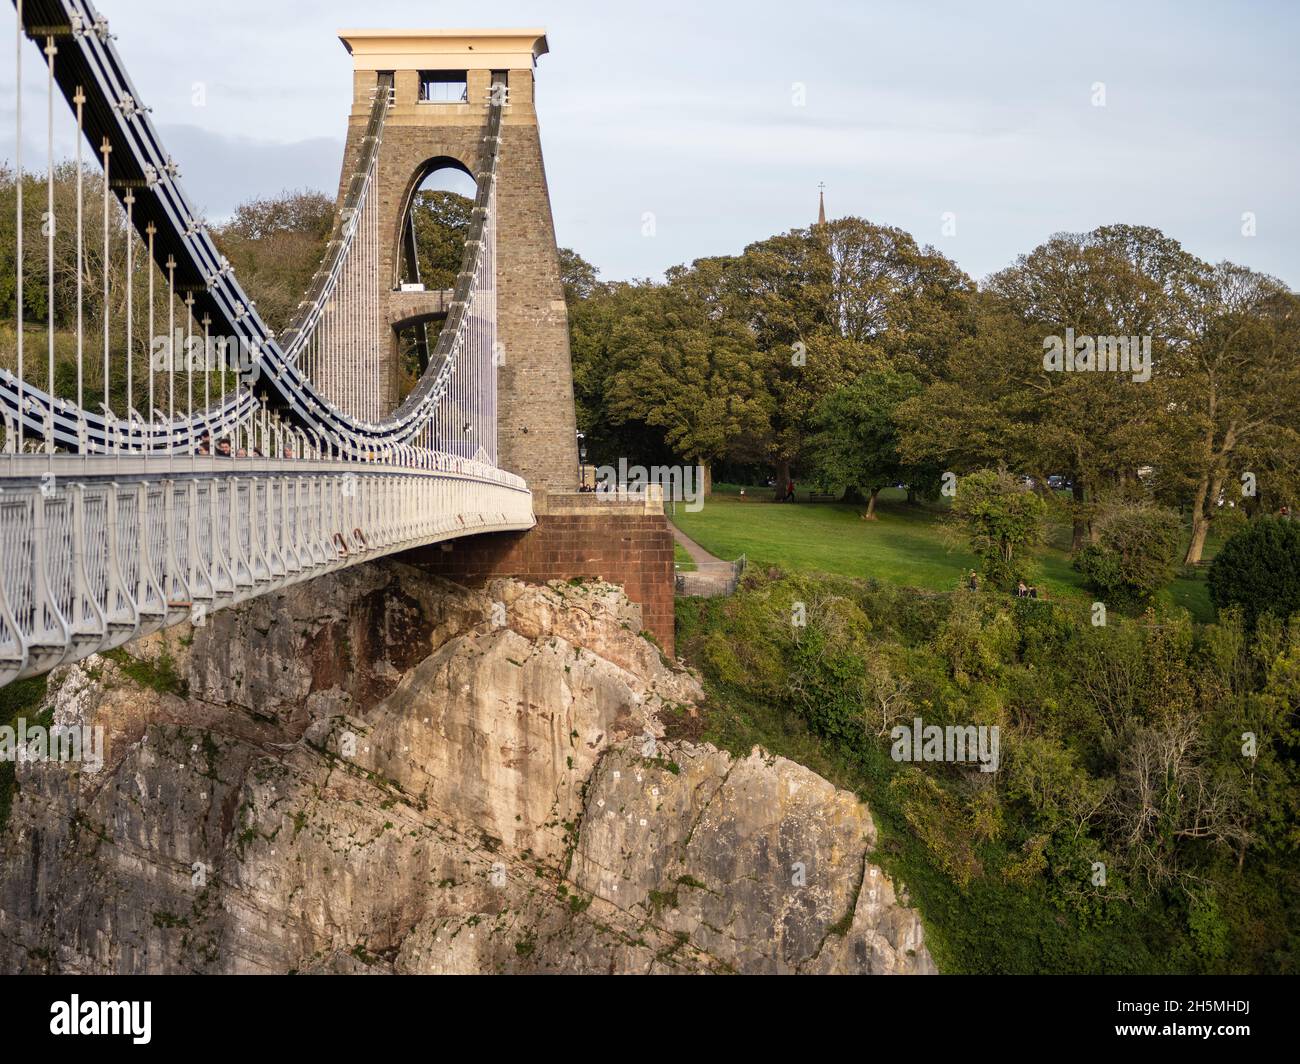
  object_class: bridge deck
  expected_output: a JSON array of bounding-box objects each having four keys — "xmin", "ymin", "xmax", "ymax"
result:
[{"xmin": 0, "ymin": 457, "xmax": 533, "ymax": 686}]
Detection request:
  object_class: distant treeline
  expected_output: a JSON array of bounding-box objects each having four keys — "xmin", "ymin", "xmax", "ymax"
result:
[{"xmin": 560, "ymin": 219, "xmax": 1299, "ymax": 564}]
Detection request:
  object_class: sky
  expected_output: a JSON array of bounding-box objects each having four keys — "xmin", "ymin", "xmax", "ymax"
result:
[{"xmin": 2, "ymin": 0, "xmax": 1297, "ymax": 288}]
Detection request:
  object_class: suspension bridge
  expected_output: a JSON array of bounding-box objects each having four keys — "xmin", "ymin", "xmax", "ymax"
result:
[{"xmin": 0, "ymin": 1, "xmax": 587, "ymax": 687}]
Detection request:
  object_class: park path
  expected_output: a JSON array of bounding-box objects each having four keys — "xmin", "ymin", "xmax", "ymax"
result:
[{"xmin": 672, "ymin": 526, "xmax": 742, "ymax": 596}]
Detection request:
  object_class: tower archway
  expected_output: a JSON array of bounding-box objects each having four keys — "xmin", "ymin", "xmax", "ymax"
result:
[
  {"xmin": 393, "ymin": 156, "xmax": 476, "ymax": 289},
  {"xmin": 391, "ymin": 160, "xmax": 479, "ymax": 401}
]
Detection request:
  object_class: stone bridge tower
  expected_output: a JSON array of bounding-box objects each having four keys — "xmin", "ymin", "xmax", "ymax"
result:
[{"xmin": 338, "ymin": 29, "xmax": 578, "ymax": 492}]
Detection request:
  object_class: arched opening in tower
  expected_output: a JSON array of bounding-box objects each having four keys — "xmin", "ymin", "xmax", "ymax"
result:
[{"xmin": 394, "ymin": 164, "xmax": 477, "ymax": 403}]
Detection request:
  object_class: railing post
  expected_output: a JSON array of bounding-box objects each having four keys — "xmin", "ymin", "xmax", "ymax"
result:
[{"xmin": 65, "ymin": 481, "xmax": 107, "ymax": 662}]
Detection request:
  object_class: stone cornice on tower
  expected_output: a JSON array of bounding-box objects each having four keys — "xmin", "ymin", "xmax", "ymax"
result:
[{"xmin": 339, "ymin": 29, "xmax": 550, "ymax": 71}]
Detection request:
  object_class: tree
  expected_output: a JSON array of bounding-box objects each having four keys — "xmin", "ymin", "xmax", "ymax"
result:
[
  {"xmin": 1106, "ymin": 710, "xmax": 1254, "ymax": 890},
  {"xmin": 601, "ymin": 270, "xmax": 771, "ymax": 492},
  {"xmin": 903, "ymin": 225, "xmax": 1203, "ymax": 549},
  {"xmin": 897, "ymin": 291, "xmax": 1047, "ymax": 485},
  {"xmin": 728, "ymin": 229, "xmax": 843, "ymax": 490},
  {"xmin": 823, "ymin": 217, "xmax": 974, "ymax": 380},
  {"xmin": 1073, "ymin": 502, "xmax": 1183, "ymax": 605},
  {"xmin": 808, "ymin": 366, "xmax": 929, "ymax": 518},
  {"xmin": 567, "ymin": 280, "xmax": 675, "ymax": 468},
  {"xmin": 731, "ymin": 218, "xmax": 972, "ymax": 492},
  {"xmin": 2, "ymin": 162, "xmax": 237, "ymax": 415},
  {"xmin": 1208, "ymin": 517, "xmax": 1300, "ymax": 629},
  {"xmin": 1235, "ymin": 432, "xmax": 1300, "ymax": 517},
  {"xmin": 558, "ymin": 247, "xmax": 600, "ymax": 304},
  {"xmin": 1167, "ymin": 266, "xmax": 1300, "ymax": 564},
  {"xmin": 212, "ymin": 188, "xmax": 334, "ymax": 334},
  {"xmin": 950, "ymin": 469, "xmax": 1047, "ymax": 589}
]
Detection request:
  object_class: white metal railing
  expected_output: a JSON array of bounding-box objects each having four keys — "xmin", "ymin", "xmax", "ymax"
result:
[{"xmin": 0, "ymin": 462, "xmax": 533, "ymax": 684}]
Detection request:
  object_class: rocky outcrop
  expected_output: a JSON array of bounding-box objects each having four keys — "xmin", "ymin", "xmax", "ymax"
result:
[{"xmin": 0, "ymin": 562, "xmax": 935, "ymax": 974}]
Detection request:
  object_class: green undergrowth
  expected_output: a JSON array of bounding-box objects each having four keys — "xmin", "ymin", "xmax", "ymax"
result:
[
  {"xmin": 103, "ymin": 647, "xmax": 187, "ymax": 697},
  {"xmin": 673, "ymin": 568, "xmax": 1300, "ymax": 974},
  {"xmin": 0, "ymin": 676, "xmax": 51, "ymax": 835}
]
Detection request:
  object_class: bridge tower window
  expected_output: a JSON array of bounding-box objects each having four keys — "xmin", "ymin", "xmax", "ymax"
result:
[{"xmin": 419, "ymin": 71, "xmax": 469, "ymax": 104}]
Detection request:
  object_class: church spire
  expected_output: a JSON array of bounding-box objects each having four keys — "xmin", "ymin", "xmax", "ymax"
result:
[{"xmin": 816, "ymin": 182, "xmax": 827, "ymax": 226}]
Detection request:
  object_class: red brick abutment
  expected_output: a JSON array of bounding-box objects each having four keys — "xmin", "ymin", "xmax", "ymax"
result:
[{"xmin": 405, "ymin": 491, "xmax": 676, "ymax": 655}]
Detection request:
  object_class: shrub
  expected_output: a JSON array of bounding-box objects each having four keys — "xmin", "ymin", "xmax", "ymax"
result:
[
  {"xmin": 950, "ymin": 470, "xmax": 1046, "ymax": 591},
  {"xmin": 1208, "ymin": 516, "xmax": 1300, "ymax": 628},
  {"xmin": 674, "ymin": 565, "xmax": 1300, "ymax": 972},
  {"xmin": 1073, "ymin": 503, "xmax": 1182, "ymax": 605},
  {"xmin": 933, "ymin": 595, "xmax": 1016, "ymax": 684}
]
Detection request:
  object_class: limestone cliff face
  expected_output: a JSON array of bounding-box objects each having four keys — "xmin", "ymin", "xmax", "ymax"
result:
[{"xmin": 0, "ymin": 563, "xmax": 935, "ymax": 975}]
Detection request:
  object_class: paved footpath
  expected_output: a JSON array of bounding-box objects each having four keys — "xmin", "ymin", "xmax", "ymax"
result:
[{"xmin": 672, "ymin": 525, "xmax": 740, "ymax": 595}]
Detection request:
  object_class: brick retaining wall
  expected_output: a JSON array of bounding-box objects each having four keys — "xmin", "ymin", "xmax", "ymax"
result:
[{"xmin": 405, "ymin": 493, "xmax": 676, "ymax": 655}]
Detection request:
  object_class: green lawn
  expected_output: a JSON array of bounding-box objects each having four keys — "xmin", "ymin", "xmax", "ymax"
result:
[
  {"xmin": 670, "ymin": 485, "xmax": 1220, "ymax": 622},
  {"xmin": 673, "ymin": 542, "xmax": 696, "ymax": 572}
]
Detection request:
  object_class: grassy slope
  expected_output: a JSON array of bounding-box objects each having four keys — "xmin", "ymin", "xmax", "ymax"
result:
[
  {"xmin": 671, "ymin": 581, "xmax": 1203, "ymax": 974},
  {"xmin": 670, "ymin": 485, "xmax": 1221, "ymax": 622}
]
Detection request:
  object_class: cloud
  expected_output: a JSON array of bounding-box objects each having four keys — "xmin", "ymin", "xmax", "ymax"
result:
[
  {"xmin": 0, "ymin": 0, "xmax": 1295, "ymax": 287},
  {"xmin": 158, "ymin": 125, "xmax": 344, "ymax": 223}
]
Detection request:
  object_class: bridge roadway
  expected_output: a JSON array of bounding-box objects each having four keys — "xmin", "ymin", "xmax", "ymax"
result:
[{"xmin": 0, "ymin": 452, "xmax": 533, "ymax": 686}]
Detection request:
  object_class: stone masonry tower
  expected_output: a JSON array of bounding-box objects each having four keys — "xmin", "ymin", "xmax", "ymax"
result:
[{"xmin": 338, "ymin": 29, "xmax": 578, "ymax": 492}]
